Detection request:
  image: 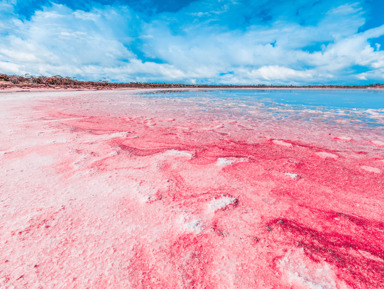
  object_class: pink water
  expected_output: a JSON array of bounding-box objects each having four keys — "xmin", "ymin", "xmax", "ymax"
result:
[{"xmin": 0, "ymin": 90, "xmax": 383, "ymax": 288}]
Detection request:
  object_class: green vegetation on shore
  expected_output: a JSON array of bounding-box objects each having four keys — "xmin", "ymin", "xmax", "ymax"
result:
[{"xmin": 0, "ymin": 73, "xmax": 383, "ymax": 89}]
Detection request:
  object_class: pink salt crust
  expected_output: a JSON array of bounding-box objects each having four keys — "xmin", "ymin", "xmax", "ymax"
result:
[{"xmin": 0, "ymin": 90, "xmax": 383, "ymax": 288}]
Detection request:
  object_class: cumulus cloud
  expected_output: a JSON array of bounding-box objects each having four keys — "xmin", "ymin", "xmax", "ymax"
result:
[{"xmin": 0, "ymin": 0, "xmax": 383, "ymax": 84}]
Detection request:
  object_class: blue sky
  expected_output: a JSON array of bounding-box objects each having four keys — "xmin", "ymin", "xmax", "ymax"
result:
[{"xmin": 0, "ymin": 0, "xmax": 384, "ymax": 85}]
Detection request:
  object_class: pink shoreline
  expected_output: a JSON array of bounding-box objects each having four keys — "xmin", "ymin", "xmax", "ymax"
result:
[{"xmin": 0, "ymin": 86, "xmax": 140, "ymax": 93}]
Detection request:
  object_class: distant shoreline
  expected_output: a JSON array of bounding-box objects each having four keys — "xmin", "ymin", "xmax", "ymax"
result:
[
  {"xmin": 1, "ymin": 85, "xmax": 383, "ymax": 93},
  {"xmin": 1, "ymin": 73, "xmax": 383, "ymax": 92}
]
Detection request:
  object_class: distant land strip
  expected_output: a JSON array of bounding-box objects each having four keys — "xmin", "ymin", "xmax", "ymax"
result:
[{"xmin": 1, "ymin": 73, "xmax": 383, "ymax": 90}]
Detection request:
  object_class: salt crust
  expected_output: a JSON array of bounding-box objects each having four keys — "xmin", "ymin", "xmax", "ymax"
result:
[
  {"xmin": 178, "ymin": 214, "xmax": 203, "ymax": 233},
  {"xmin": 316, "ymin": 152, "xmax": 338, "ymax": 159},
  {"xmin": 334, "ymin": 136, "xmax": 352, "ymax": 142},
  {"xmin": 164, "ymin": 150, "xmax": 193, "ymax": 158},
  {"xmin": 279, "ymin": 249, "xmax": 348, "ymax": 289},
  {"xmin": 208, "ymin": 195, "xmax": 237, "ymax": 212},
  {"xmin": 285, "ymin": 172, "xmax": 299, "ymax": 179},
  {"xmin": 360, "ymin": 166, "xmax": 381, "ymax": 174},
  {"xmin": 371, "ymin": 140, "xmax": 384, "ymax": 147},
  {"xmin": 272, "ymin": 139, "xmax": 293, "ymax": 148},
  {"xmin": 216, "ymin": 157, "xmax": 234, "ymax": 167}
]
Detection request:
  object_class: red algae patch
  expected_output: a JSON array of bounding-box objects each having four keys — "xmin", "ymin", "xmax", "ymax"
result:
[{"xmin": 0, "ymin": 90, "xmax": 383, "ymax": 288}]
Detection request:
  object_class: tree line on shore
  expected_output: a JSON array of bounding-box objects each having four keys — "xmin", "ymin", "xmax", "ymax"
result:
[{"xmin": 0, "ymin": 73, "xmax": 383, "ymax": 89}]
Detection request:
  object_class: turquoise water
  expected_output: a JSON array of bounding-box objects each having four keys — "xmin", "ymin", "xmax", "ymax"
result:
[
  {"xmin": 144, "ymin": 89, "xmax": 384, "ymax": 109},
  {"xmin": 142, "ymin": 89, "xmax": 384, "ymax": 127}
]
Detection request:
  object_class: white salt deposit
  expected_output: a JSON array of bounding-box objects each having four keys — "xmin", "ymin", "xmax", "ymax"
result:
[
  {"xmin": 90, "ymin": 131, "xmax": 133, "ymax": 142},
  {"xmin": 216, "ymin": 157, "xmax": 234, "ymax": 167},
  {"xmin": 360, "ymin": 166, "xmax": 381, "ymax": 174},
  {"xmin": 370, "ymin": 140, "xmax": 384, "ymax": 147},
  {"xmin": 279, "ymin": 249, "xmax": 346, "ymax": 289},
  {"xmin": 334, "ymin": 136, "xmax": 352, "ymax": 142},
  {"xmin": 178, "ymin": 214, "xmax": 203, "ymax": 233},
  {"xmin": 285, "ymin": 172, "xmax": 299, "ymax": 179},
  {"xmin": 208, "ymin": 195, "xmax": 237, "ymax": 212},
  {"xmin": 0, "ymin": 150, "xmax": 10, "ymax": 157},
  {"xmin": 164, "ymin": 150, "xmax": 193, "ymax": 158},
  {"xmin": 316, "ymin": 152, "xmax": 338, "ymax": 159},
  {"xmin": 272, "ymin": 139, "xmax": 293, "ymax": 148},
  {"xmin": 201, "ymin": 124, "xmax": 224, "ymax": 131},
  {"xmin": 109, "ymin": 131, "xmax": 133, "ymax": 138}
]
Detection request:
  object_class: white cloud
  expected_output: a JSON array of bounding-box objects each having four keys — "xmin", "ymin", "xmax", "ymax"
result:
[
  {"xmin": 249, "ymin": 66, "xmax": 314, "ymax": 81},
  {"xmin": 0, "ymin": 61, "xmax": 19, "ymax": 73}
]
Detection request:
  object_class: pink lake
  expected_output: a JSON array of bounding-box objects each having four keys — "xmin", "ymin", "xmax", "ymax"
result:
[{"xmin": 0, "ymin": 89, "xmax": 383, "ymax": 288}]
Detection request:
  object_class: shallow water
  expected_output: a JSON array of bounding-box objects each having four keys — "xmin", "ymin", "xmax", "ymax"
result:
[
  {"xmin": 143, "ymin": 89, "xmax": 384, "ymax": 127},
  {"xmin": 143, "ymin": 89, "xmax": 384, "ymax": 109}
]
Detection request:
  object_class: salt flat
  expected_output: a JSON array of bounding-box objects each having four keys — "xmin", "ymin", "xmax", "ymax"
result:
[{"xmin": 0, "ymin": 89, "xmax": 383, "ymax": 289}]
